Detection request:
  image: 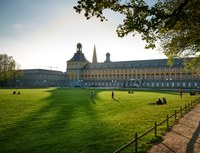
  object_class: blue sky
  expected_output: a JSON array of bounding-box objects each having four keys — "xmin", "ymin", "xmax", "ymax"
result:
[{"xmin": 0, "ymin": 0, "xmax": 166, "ymax": 72}]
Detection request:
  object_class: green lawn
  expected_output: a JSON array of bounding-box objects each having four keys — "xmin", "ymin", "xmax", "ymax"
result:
[{"xmin": 0, "ymin": 88, "xmax": 199, "ymax": 153}]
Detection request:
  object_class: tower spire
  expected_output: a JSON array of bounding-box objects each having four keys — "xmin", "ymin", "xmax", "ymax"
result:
[{"xmin": 92, "ymin": 45, "xmax": 97, "ymax": 63}]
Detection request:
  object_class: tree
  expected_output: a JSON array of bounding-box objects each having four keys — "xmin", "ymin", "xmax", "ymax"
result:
[
  {"xmin": 74, "ymin": 0, "xmax": 200, "ymax": 68},
  {"xmin": 0, "ymin": 54, "xmax": 22, "ymax": 86}
]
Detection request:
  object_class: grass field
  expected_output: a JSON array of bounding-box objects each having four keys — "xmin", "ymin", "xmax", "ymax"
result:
[{"xmin": 0, "ymin": 88, "xmax": 199, "ymax": 153}]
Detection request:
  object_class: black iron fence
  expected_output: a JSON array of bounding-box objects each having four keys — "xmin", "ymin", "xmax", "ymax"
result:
[{"xmin": 114, "ymin": 98, "xmax": 200, "ymax": 153}]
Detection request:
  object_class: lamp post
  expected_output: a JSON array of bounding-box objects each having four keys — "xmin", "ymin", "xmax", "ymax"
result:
[
  {"xmin": 79, "ymin": 80, "xmax": 83, "ymax": 87},
  {"xmin": 169, "ymin": 78, "xmax": 173, "ymax": 88},
  {"xmin": 43, "ymin": 80, "xmax": 47, "ymax": 87},
  {"xmin": 112, "ymin": 80, "xmax": 117, "ymax": 88},
  {"xmin": 166, "ymin": 78, "xmax": 172, "ymax": 88}
]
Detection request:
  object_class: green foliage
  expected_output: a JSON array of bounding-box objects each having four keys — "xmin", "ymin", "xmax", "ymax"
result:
[
  {"xmin": 74, "ymin": 0, "xmax": 200, "ymax": 68},
  {"xmin": 0, "ymin": 54, "xmax": 23, "ymax": 86},
  {"xmin": 0, "ymin": 54, "xmax": 16, "ymax": 82},
  {"xmin": 0, "ymin": 88, "xmax": 199, "ymax": 153}
]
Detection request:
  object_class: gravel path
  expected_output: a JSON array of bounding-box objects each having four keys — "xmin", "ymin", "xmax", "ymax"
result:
[{"xmin": 149, "ymin": 104, "xmax": 200, "ymax": 153}]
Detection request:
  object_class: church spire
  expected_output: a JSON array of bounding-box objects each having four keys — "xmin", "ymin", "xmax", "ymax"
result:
[{"xmin": 92, "ymin": 45, "xmax": 97, "ymax": 63}]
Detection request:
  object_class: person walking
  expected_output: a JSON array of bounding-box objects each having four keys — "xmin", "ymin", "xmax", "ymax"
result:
[
  {"xmin": 112, "ymin": 90, "xmax": 114, "ymax": 99},
  {"xmin": 90, "ymin": 91, "xmax": 94, "ymax": 100},
  {"xmin": 179, "ymin": 88, "xmax": 183, "ymax": 98}
]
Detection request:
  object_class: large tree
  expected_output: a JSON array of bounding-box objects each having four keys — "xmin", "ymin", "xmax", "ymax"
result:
[
  {"xmin": 74, "ymin": 0, "xmax": 200, "ymax": 68},
  {"xmin": 0, "ymin": 54, "xmax": 22, "ymax": 86}
]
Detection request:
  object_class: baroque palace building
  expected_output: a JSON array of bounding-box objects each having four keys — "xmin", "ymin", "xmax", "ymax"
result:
[{"xmin": 66, "ymin": 43, "xmax": 200, "ymax": 88}]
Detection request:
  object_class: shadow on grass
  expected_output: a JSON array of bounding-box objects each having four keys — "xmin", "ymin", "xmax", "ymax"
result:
[
  {"xmin": 0, "ymin": 88, "xmax": 115, "ymax": 153},
  {"xmin": 112, "ymin": 97, "xmax": 120, "ymax": 102}
]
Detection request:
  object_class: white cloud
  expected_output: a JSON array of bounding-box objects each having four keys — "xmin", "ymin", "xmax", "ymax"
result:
[
  {"xmin": 12, "ymin": 23, "xmax": 26, "ymax": 31},
  {"xmin": 1, "ymin": 1, "xmax": 167, "ymax": 73}
]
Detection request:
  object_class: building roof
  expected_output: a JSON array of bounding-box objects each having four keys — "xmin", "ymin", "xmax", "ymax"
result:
[
  {"xmin": 68, "ymin": 51, "xmax": 90, "ymax": 63},
  {"xmin": 92, "ymin": 45, "xmax": 97, "ymax": 63},
  {"xmin": 67, "ymin": 43, "xmax": 90, "ymax": 63},
  {"xmin": 23, "ymin": 69, "xmax": 66, "ymax": 75},
  {"xmin": 84, "ymin": 58, "xmax": 184, "ymax": 69}
]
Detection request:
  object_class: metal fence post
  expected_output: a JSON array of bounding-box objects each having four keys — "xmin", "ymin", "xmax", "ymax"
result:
[
  {"xmin": 188, "ymin": 103, "xmax": 190, "ymax": 111},
  {"xmin": 180, "ymin": 107, "xmax": 182, "ymax": 117},
  {"xmin": 185, "ymin": 104, "xmax": 187, "ymax": 114},
  {"xmin": 175, "ymin": 110, "xmax": 177, "ymax": 121},
  {"xmin": 135, "ymin": 132, "xmax": 138, "ymax": 153},
  {"xmin": 167, "ymin": 114, "xmax": 169, "ymax": 129},
  {"xmin": 154, "ymin": 121, "xmax": 157, "ymax": 137}
]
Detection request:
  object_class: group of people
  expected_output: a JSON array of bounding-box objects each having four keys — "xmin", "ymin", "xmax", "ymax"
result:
[
  {"xmin": 89, "ymin": 90, "xmax": 116, "ymax": 101},
  {"xmin": 13, "ymin": 91, "xmax": 20, "ymax": 95},
  {"xmin": 179, "ymin": 88, "xmax": 200, "ymax": 97},
  {"xmin": 128, "ymin": 91, "xmax": 134, "ymax": 94},
  {"xmin": 155, "ymin": 97, "xmax": 167, "ymax": 105}
]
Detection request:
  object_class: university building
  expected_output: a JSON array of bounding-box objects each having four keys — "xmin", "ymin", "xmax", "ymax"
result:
[
  {"xmin": 66, "ymin": 43, "xmax": 200, "ymax": 88},
  {"xmin": 15, "ymin": 69, "xmax": 67, "ymax": 88}
]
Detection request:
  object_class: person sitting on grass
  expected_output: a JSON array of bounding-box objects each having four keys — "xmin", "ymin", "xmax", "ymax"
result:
[
  {"xmin": 162, "ymin": 97, "xmax": 167, "ymax": 104},
  {"xmin": 156, "ymin": 98, "xmax": 162, "ymax": 105},
  {"xmin": 128, "ymin": 91, "xmax": 134, "ymax": 94}
]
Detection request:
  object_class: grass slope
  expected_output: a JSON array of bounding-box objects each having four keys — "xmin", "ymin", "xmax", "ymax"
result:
[{"xmin": 0, "ymin": 88, "xmax": 199, "ymax": 153}]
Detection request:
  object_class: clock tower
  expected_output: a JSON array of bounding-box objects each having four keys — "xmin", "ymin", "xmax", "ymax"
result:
[{"xmin": 66, "ymin": 43, "xmax": 90, "ymax": 87}]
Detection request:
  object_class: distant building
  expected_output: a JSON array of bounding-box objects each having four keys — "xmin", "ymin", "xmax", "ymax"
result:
[
  {"xmin": 66, "ymin": 43, "xmax": 200, "ymax": 88},
  {"xmin": 17, "ymin": 69, "xmax": 67, "ymax": 87},
  {"xmin": 11, "ymin": 43, "xmax": 200, "ymax": 88}
]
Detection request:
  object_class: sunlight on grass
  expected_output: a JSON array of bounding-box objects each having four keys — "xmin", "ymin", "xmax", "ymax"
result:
[{"xmin": 0, "ymin": 88, "xmax": 199, "ymax": 153}]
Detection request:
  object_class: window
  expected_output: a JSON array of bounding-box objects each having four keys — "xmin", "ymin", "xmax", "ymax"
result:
[
  {"xmin": 194, "ymin": 73, "xmax": 198, "ymax": 80},
  {"xmin": 146, "ymin": 74, "xmax": 149, "ymax": 80},
  {"xmin": 182, "ymin": 74, "xmax": 186, "ymax": 80},
  {"xmin": 177, "ymin": 73, "xmax": 180, "ymax": 80},
  {"xmin": 171, "ymin": 74, "xmax": 175, "ymax": 80},
  {"xmin": 188, "ymin": 73, "xmax": 192, "ymax": 79},
  {"xmin": 142, "ymin": 74, "xmax": 145, "ymax": 79},
  {"xmin": 161, "ymin": 74, "xmax": 164, "ymax": 79},
  {"xmin": 166, "ymin": 74, "xmax": 169, "ymax": 80},
  {"xmin": 156, "ymin": 74, "xmax": 159, "ymax": 80},
  {"xmin": 151, "ymin": 74, "xmax": 154, "ymax": 80}
]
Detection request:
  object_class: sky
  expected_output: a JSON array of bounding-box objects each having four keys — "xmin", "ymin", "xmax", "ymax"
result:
[{"xmin": 0, "ymin": 0, "xmax": 166, "ymax": 72}]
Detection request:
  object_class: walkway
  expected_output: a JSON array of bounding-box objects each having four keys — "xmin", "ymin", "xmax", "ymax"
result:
[{"xmin": 149, "ymin": 104, "xmax": 200, "ymax": 153}]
